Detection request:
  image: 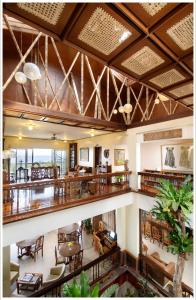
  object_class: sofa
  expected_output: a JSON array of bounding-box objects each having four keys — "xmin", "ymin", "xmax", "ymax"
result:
[
  {"xmin": 146, "ymin": 252, "xmax": 175, "ymax": 286},
  {"xmin": 42, "ymin": 265, "xmax": 65, "ymax": 287},
  {"xmin": 10, "ymin": 261, "xmax": 20, "ymax": 285}
]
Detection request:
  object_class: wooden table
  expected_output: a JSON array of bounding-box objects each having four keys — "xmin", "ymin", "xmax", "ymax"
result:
[
  {"xmin": 59, "ymin": 241, "xmax": 81, "ymax": 258},
  {"xmin": 58, "ymin": 223, "xmax": 79, "ymax": 234},
  {"xmin": 17, "ymin": 273, "xmax": 43, "ymax": 294},
  {"xmin": 16, "ymin": 238, "xmax": 37, "ymax": 258}
]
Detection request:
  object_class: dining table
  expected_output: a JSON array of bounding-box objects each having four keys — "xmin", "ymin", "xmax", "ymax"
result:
[
  {"xmin": 59, "ymin": 241, "xmax": 81, "ymax": 260},
  {"xmin": 16, "ymin": 238, "xmax": 37, "ymax": 258},
  {"xmin": 58, "ymin": 223, "xmax": 79, "ymax": 235}
]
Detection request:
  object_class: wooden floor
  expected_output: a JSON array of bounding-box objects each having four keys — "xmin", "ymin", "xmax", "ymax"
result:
[{"xmin": 3, "ymin": 184, "xmax": 131, "ymax": 224}]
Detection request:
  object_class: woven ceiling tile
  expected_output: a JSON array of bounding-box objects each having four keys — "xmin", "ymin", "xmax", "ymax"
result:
[
  {"xmin": 180, "ymin": 96, "xmax": 193, "ymax": 105},
  {"xmin": 121, "ymin": 46, "xmax": 164, "ymax": 75},
  {"xmin": 78, "ymin": 7, "xmax": 131, "ymax": 55},
  {"xmin": 17, "ymin": 3, "xmax": 65, "ymax": 25},
  {"xmin": 141, "ymin": 3, "xmax": 167, "ymax": 16},
  {"xmin": 149, "ymin": 69, "xmax": 186, "ymax": 88},
  {"xmin": 167, "ymin": 13, "xmax": 193, "ymax": 50},
  {"xmin": 169, "ymin": 83, "xmax": 193, "ymax": 97}
]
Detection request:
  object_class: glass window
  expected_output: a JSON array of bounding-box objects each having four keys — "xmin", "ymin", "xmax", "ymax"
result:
[
  {"xmin": 55, "ymin": 150, "xmax": 66, "ymax": 176},
  {"xmin": 33, "ymin": 149, "xmax": 52, "ymax": 167},
  {"xmin": 16, "ymin": 149, "xmax": 26, "ymax": 169}
]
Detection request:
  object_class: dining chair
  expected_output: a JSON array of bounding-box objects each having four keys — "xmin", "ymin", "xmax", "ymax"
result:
[
  {"xmin": 69, "ymin": 249, "xmax": 83, "ymax": 272},
  {"xmin": 58, "ymin": 232, "xmax": 66, "ymax": 249},
  {"xmin": 30, "ymin": 235, "xmax": 44, "ymax": 261},
  {"xmin": 70, "ymin": 231, "xmax": 80, "ymax": 243},
  {"xmin": 55, "ymin": 246, "xmax": 66, "ymax": 266}
]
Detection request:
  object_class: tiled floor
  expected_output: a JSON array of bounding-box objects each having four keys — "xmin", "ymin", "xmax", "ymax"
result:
[
  {"xmin": 10, "ymin": 229, "xmax": 99, "ymax": 296},
  {"xmin": 142, "ymin": 236, "xmax": 193, "ymax": 288}
]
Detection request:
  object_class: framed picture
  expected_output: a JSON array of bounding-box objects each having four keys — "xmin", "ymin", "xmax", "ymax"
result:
[
  {"xmin": 80, "ymin": 147, "xmax": 89, "ymax": 162},
  {"xmin": 114, "ymin": 149, "xmax": 125, "ymax": 166},
  {"xmin": 161, "ymin": 143, "xmax": 193, "ymax": 172}
]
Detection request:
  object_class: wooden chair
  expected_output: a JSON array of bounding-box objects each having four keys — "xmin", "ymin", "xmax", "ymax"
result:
[
  {"xmin": 70, "ymin": 231, "xmax": 80, "ymax": 243},
  {"xmin": 144, "ymin": 221, "xmax": 152, "ymax": 240},
  {"xmin": 55, "ymin": 246, "xmax": 65, "ymax": 266},
  {"xmin": 30, "ymin": 235, "xmax": 44, "ymax": 261},
  {"xmin": 151, "ymin": 225, "xmax": 162, "ymax": 245},
  {"xmin": 58, "ymin": 232, "xmax": 66, "ymax": 249},
  {"xmin": 69, "ymin": 250, "xmax": 83, "ymax": 272}
]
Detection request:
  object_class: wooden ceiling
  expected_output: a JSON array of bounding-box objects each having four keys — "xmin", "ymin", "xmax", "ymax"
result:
[{"xmin": 4, "ymin": 2, "xmax": 193, "ymax": 110}]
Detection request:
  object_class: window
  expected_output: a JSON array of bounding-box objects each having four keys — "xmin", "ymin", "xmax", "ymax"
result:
[{"xmin": 10, "ymin": 148, "xmax": 66, "ymax": 179}]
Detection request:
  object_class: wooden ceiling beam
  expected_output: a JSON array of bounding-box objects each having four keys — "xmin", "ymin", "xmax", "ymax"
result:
[
  {"xmin": 4, "ymin": 99, "xmax": 127, "ymax": 131},
  {"xmin": 114, "ymin": 3, "xmax": 193, "ymax": 76}
]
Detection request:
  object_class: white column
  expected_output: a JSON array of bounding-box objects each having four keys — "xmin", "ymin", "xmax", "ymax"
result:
[
  {"xmin": 3, "ymin": 245, "xmax": 11, "ymax": 297},
  {"xmin": 116, "ymin": 207, "xmax": 126, "ymax": 250}
]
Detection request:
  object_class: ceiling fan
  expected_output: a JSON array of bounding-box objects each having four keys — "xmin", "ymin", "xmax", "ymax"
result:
[{"xmin": 50, "ymin": 134, "xmax": 67, "ymax": 142}]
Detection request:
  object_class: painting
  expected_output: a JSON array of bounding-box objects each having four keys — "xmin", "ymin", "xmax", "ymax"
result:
[
  {"xmin": 114, "ymin": 149, "xmax": 125, "ymax": 166},
  {"xmin": 161, "ymin": 143, "xmax": 193, "ymax": 172},
  {"xmin": 80, "ymin": 147, "xmax": 89, "ymax": 162}
]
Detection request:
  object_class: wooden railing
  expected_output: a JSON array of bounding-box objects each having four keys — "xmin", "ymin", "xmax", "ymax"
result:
[
  {"xmin": 29, "ymin": 246, "xmax": 121, "ymax": 297},
  {"xmin": 140, "ymin": 254, "xmax": 193, "ymax": 297},
  {"xmin": 3, "ymin": 171, "xmax": 132, "ymax": 224}
]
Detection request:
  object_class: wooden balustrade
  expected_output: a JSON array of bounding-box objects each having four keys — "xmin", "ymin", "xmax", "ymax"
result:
[
  {"xmin": 3, "ymin": 171, "xmax": 132, "ymax": 224},
  {"xmin": 29, "ymin": 246, "xmax": 121, "ymax": 297}
]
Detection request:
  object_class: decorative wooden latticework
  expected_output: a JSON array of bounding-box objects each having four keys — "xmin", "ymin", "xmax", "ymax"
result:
[
  {"xmin": 141, "ymin": 3, "xmax": 167, "ymax": 16},
  {"xmin": 169, "ymin": 82, "xmax": 193, "ymax": 97}
]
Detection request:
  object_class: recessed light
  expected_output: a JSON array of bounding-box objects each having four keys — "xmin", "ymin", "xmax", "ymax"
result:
[
  {"xmin": 28, "ymin": 125, "xmax": 33, "ymax": 131},
  {"xmin": 18, "ymin": 136, "xmax": 22, "ymax": 140}
]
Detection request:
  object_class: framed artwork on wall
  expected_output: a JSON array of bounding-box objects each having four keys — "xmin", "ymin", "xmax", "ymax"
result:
[
  {"xmin": 161, "ymin": 143, "xmax": 193, "ymax": 172},
  {"xmin": 114, "ymin": 149, "xmax": 125, "ymax": 166},
  {"xmin": 80, "ymin": 147, "xmax": 89, "ymax": 162}
]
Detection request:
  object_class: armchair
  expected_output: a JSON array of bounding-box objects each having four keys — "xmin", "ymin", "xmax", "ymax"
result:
[
  {"xmin": 42, "ymin": 265, "xmax": 65, "ymax": 287},
  {"xmin": 10, "ymin": 261, "xmax": 20, "ymax": 285}
]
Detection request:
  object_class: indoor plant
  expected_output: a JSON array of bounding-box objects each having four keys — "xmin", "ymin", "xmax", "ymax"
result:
[
  {"xmin": 83, "ymin": 218, "xmax": 93, "ymax": 234},
  {"xmin": 63, "ymin": 271, "xmax": 119, "ymax": 297},
  {"xmin": 151, "ymin": 176, "xmax": 193, "ymax": 297}
]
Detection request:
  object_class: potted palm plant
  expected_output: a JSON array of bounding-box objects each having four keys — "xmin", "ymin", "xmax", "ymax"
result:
[
  {"xmin": 83, "ymin": 218, "xmax": 93, "ymax": 234},
  {"xmin": 151, "ymin": 176, "xmax": 193, "ymax": 297}
]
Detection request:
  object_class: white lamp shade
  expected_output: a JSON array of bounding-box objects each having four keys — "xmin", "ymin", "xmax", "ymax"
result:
[
  {"xmin": 15, "ymin": 72, "xmax": 27, "ymax": 84},
  {"xmin": 158, "ymin": 93, "xmax": 169, "ymax": 102},
  {"xmin": 113, "ymin": 109, "xmax": 118, "ymax": 114},
  {"xmin": 124, "ymin": 103, "xmax": 133, "ymax": 113},
  {"xmin": 118, "ymin": 106, "xmax": 124, "ymax": 113},
  {"xmin": 155, "ymin": 98, "xmax": 160, "ymax": 104},
  {"xmin": 23, "ymin": 62, "xmax": 41, "ymax": 80}
]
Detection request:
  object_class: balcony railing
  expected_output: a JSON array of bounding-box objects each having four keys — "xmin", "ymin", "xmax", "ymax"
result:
[{"xmin": 3, "ymin": 171, "xmax": 132, "ymax": 224}]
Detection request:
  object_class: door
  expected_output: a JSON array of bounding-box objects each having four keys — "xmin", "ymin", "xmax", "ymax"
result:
[{"xmin": 94, "ymin": 146, "xmax": 102, "ymax": 168}]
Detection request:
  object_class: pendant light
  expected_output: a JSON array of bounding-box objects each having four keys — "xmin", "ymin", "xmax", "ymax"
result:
[
  {"xmin": 124, "ymin": 103, "xmax": 133, "ymax": 113},
  {"xmin": 23, "ymin": 62, "xmax": 41, "ymax": 80},
  {"xmin": 15, "ymin": 72, "xmax": 27, "ymax": 84}
]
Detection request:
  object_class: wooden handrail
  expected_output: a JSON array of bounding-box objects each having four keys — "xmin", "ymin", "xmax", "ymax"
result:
[
  {"xmin": 29, "ymin": 246, "xmax": 120, "ymax": 297},
  {"xmin": 3, "ymin": 171, "xmax": 132, "ymax": 190}
]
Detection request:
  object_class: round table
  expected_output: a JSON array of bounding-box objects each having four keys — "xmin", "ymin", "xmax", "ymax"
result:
[
  {"xmin": 16, "ymin": 238, "xmax": 37, "ymax": 258},
  {"xmin": 58, "ymin": 223, "xmax": 79, "ymax": 234},
  {"xmin": 59, "ymin": 241, "xmax": 81, "ymax": 258}
]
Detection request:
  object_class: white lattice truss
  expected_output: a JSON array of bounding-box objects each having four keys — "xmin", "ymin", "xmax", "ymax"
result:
[{"xmin": 3, "ymin": 14, "xmax": 193, "ymax": 125}]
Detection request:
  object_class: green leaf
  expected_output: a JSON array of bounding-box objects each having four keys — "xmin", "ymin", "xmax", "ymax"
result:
[
  {"xmin": 91, "ymin": 284, "xmax": 100, "ymax": 297},
  {"xmin": 80, "ymin": 271, "xmax": 90, "ymax": 297},
  {"xmin": 100, "ymin": 284, "xmax": 119, "ymax": 297}
]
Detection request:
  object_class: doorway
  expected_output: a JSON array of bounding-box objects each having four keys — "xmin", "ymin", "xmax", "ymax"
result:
[{"xmin": 94, "ymin": 146, "xmax": 102, "ymax": 168}]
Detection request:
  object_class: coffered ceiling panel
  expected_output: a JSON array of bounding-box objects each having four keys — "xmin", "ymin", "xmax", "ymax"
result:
[
  {"xmin": 66, "ymin": 4, "xmax": 141, "ymax": 61},
  {"xmin": 112, "ymin": 38, "xmax": 171, "ymax": 79},
  {"xmin": 3, "ymin": 2, "xmax": 77, "ymax": 35},
  {"xmin": 124, "ymin": 3, "xmax": 179, "ymax": 28},
  {"xmin": 146, "ymin": 65, "xmax": 191, "ymax": 90},
  {"xmin": 182, "ymin": 54, "xmax": 193, "ymax": 71},
  {"xmin": 155, "ymin": 4, "xmax": 193, "ymax": 57},
  {"xmin": 167, "ymin": 82, "xmax": 193, "ymax": 99},
  {"xmin": 179, "ymin": 96, "xmax": 193, "ymax": 106}
]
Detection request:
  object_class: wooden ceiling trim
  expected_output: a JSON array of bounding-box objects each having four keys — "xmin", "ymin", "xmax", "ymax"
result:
[
  {"xmin": 4, "ymin": 99, "xmax": 126, "ymax": 131},
  {"xmin": 114, "ymin": 3, "xmax": 193, "ymax": 76}
]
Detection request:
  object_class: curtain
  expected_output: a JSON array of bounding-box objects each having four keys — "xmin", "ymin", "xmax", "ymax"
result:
[{"xmin": 102, "ymin": 210, "xmax": 116, "ymax": 231}]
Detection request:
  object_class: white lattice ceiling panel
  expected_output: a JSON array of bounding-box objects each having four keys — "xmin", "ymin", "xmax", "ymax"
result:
[
  {"xmin": 180, "ymin": 96, "xmax": 193, "ymax": 105},
  {"xmin": 167, "ymin": 13, "xmax": 193, "ymax": 50},
  {"xmin": 121, "ymin": 46, "xmax": 164, "ymax": 75},
  {"xmin": 17, "ymin": 3, "xmax": 65, "ymax": 25},
  {"xmin": 78, "ymin": 7, "xmax": 131, "ymax": 55},
  {"xmin": 169, "ymin": 83, "xmax": 193, "ymax": 97},
  {"xmin": 141, "ymin": 3, "xmax": 167, "ymax": 16},
  {"xmin": 149, "ymin": 69, "xmax": 185, "ymax": 88}
]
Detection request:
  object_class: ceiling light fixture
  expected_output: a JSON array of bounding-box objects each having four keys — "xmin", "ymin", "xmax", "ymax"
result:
[
  {"xmin": 18, "ymin": 136, "xmax": 22, "ymax": 140},
  {"xmin": 118, "ymin": 106, "xmax": 124, "ymax": 113},
  {"xmin": 124, "ymin": 103, "xmax": 133, "ymax": 113},
  {"xmin": 15, "ymin": 72, "xmax": 27, "ymax": 84},
  {"xmin": 113, "ymin": 109, "xmax": 118, "ymax": 114},
  {"xmin": 23, "ymin": 62, "xmax": 41, "ymax": 80},
  {"xmin": 119, "ymin": 31, "xmax": 131, "ymax": 43}
]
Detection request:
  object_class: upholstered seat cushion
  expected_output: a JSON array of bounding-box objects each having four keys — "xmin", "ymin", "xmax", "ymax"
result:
[
  {"xmin": 45, "ymin": 274, "xmax": 59, "ymax": 281},
  {"xmin": 10, "ymin": 271, "xmax": 19, "ymax": 285}
]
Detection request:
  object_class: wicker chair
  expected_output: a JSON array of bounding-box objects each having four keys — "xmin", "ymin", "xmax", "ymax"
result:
[
  {"xmin": 58, "ymin": 232, "xmax": 66, "ymax": 249},
  {"xmin": 55, "ymin": 246, "xmax": 65, "ymax": 266},
  {"xmin": 69, "ymin": 250, "xmax": 83, "ymax": 272}
]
